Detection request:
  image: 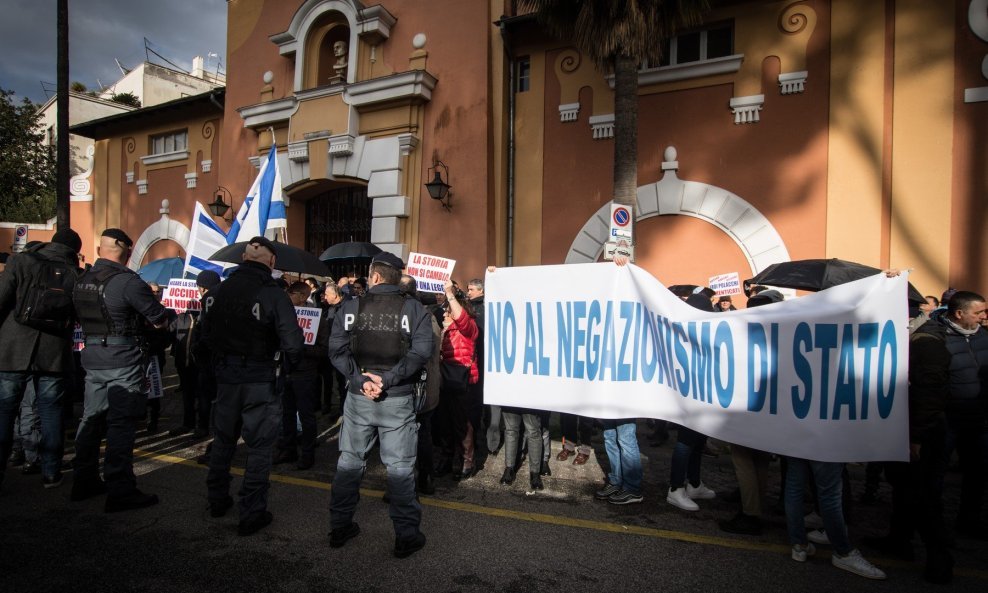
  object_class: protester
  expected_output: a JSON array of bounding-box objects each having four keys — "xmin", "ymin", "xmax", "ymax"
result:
[
  {"xmin": 666, "ymin": 292, "xmax": 718, "ymax": 512},
  {"xmin": 275, "ymin": 281, "xmax": 321, "ymax": 470},
  {"xmin": 0, "ymin": 229, "xmax": 82, "ymax": 491},
  {"xmin": 169, "ymin": 270, "xmax": 220, "ymax": 437},
  {"xmin": 399, "ymin": 274, "xmax": 442, "ymax": 495},
  {"xmin": 719, "ymin": 289, "xmax": 784, "ymax": 535},
  {"xmin": 593, "ymin": 254, "xmax": 643, "ymax": 505},
  {"xmin": 435, "ymin": 279, "xmax": 480, "ymax": 480}
]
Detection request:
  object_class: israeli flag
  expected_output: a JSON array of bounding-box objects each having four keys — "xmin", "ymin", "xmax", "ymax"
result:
[
  {"xmin": 227, "ymin": 144, "xmax": 286, "ymax": 243},
  {"xmin": 183, "ymin": 201, "xmax": 234, "ymax": 278}
]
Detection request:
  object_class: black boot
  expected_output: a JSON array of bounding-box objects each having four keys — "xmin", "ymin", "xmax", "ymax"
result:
[
  {"xmin": 500, "ymin": 466, "xmax": 516, "ymax": 485},
  {"xmin": 539, "ymin": 459, "xmax": 551, "ymax": 477},
  {"xmin": 529, "ymin": 472, "xmax": 544, "ymax": 491}
]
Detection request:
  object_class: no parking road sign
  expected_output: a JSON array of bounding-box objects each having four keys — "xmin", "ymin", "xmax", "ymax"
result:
[{"xmin": 609, "ymin": 204, "xmax": 632, "ymax": 241}]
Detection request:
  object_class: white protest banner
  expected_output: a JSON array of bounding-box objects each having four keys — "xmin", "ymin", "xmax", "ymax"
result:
[
  {"xmin": 147, "ymin": 356, "xmax": 164, "ymax": 399},
  {"xmin": 161, "ymin": 279, "xmax": 201, "ymax": 313},
  {"xmin": 484, "ymin": 263, "xmax": 910, "ymax": 462},
  {"xmin": 406, "ymin": 252, "xmax": 456, "ymax": 293},
  {"xmin": 709, "ymin": 272, "xmax": 742, "ymax": 296},
  {"xmin": 295, "ymin": 306, "xmax": 322, "ymax": 345}
]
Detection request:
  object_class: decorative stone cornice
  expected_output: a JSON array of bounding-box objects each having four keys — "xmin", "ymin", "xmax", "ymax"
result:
[
  {"xmin": 328, "ymin": 134, "xmax": 355, "ymax": 157},
  {"xmin": 609, "ymin": 54, "xmax": 744, "ymax": 88},
  {"xmin": 559, "ymin": 102, "xmax": 580, "ymax": 122},
  {"xmin": 125, "ymin": 172, "xmax": 134, "ymax": 184},
  {"xmin": 343, "ymin": 70, "xmax": 438, "ymax": 108},
  {"xmin": 141, "ymin": 150, "xmax": 189, "ymax": 166},
  {"xmin": 185, "ymin": 172, "xmax": 198, "ymax": 189},
  {"xmin": 248, "ymin": 156, "xmax": 262, "ymax": 169},
  {"xmin": 778, "ymin": 71, "xmax": 808, "ymax": 95},
  {"xmin": 137, "ymin": 179, "xmax": 148, "ymax": 195},
  {"xmin": 729, "ymin": 94, "xmax": 764, "ymax": 124},
  {"xmin": 288, "ymin": 141, "xmax": 309, "ymax": 162},
  {"xmin": 237, "ymin": 96, "xmax": 298, "ymax": 129},
  {"xmin": 397, "ymin": 133, "xmax": 419, "ymax": 156},
  {"xmin": 589, "ymin": 114, "xmax": 614, "ymax": 139},
  {"xmin": 201, "ymin": 159, "xmax": 212, "ymax": 173},
  {"xmin": 356, "ymin": 5, "xmax": 397, "ymax": 45}
]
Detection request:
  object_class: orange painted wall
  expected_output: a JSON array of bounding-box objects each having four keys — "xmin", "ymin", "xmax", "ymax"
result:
[{"xmin": 222, "ymin": 1, "xmax": 496, "ymax": 281}]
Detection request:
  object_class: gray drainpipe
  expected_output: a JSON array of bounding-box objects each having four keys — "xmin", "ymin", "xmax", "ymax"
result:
[{"xmin": 498, "ymin": 19, "xmax": 516, "ymax": 267}]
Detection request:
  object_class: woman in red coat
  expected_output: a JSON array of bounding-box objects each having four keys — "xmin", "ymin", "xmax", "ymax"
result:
[{"xmin": 436, "ymin": 279, "xmax": 479, "ymax": 480}]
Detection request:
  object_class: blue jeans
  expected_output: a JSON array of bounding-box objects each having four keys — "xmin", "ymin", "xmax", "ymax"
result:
[
  {"xmin": 0, "ymin": 372, "xmax": 65, "ymax": 480},
  {"xmin": 785, "ymin": 458, "xmax": 852, "ymax": 555},
  {"xmin": 670, "ymin": 427, "xmax": 708, "ymax": 488},
  {"xmin": 601, "ymin": 419, "xmax": 642, "ymax": 495},
  {"xmin": 330, "ymin": 392, "xmax": 421, "ymax": 539}
]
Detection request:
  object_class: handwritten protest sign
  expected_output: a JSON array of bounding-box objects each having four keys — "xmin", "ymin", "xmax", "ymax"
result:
[
  {"xmin": 405, "ymin": 252, "xmax": 456, "ymax": 293},
  {"xmin": 295, "ymin": 306, "xmax": 322, "ymax": 345},
  {"xmin": 709, "ymin": 272, "xmax": 742, "ymax": 296},
  {"xmin": 161, "ymin": 279, "xmax": 201, "ymax": 313}
]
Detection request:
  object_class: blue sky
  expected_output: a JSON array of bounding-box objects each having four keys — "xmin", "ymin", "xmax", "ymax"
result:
[{"xmin": 0, "ymin": 0, "xmax": 227, "ymax": 104}]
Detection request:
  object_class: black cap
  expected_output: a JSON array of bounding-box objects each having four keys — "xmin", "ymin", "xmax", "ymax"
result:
[
  {"xmin": 685, "ymin": 293, "xmax": 716, "ymax": 312},
  {"xmin": 747, "ymin": 289, "xmax": 785, "ymax": 308},
  {"xmin": 247, "ymin": 236, "xmax": 277, "ymax": 255},
  {"xmin": 101, "ymin": 228, "xmax": 133, "ymax": 248},
  {"xmin": 196, "ymin": 270, "xmax": 221, "ymax": 290},
  {"xmin": 371, "ymin": 251, "xmax": 404, "ymax": 270},
  {"xmin": 51, "ymin": 228, "xmax": 82, "ymax": 253}
]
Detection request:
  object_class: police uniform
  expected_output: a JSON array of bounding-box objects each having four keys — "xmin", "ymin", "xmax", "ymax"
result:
[
  {"xmin": 328, "ymin": 252, "xmax": 433, "ymax": 556},
  {"xmin": 71, "ymin": 229, "xmax": 170, "ymax": 510},
  {"xmin": 200, "ymin": 237, "xmax": 303, "ymax": 534}
]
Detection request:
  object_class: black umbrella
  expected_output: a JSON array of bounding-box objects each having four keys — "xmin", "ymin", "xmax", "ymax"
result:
[
  {"xmin": 209, "ymin": 241, "xmax": 330, "ymax": 276},
  {"xmin": 667, "ymin": 284, "xmax": 700, "ymax": 298},
  {"xmin": 744, "ymin": 258, "xmax": 925, "ymax": 303},
  {"xmin": 319, "ymin": 241, "xmax": 382, "ymax": 262}
]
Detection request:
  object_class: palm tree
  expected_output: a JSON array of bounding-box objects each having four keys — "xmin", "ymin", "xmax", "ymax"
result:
[{"xmin": 519, "ymin": 0, "xmax": 708, "ymax": 255}]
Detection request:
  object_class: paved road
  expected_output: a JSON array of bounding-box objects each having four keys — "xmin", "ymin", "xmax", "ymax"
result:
[{"xmin": 2, "ymin": 378, "xmax": 985, "ymax": 593}]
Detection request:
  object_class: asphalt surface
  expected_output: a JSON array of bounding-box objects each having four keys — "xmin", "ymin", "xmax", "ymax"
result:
[{"xmin": 1, "ymin": 373, "xmax": 986, "ymax": 593}]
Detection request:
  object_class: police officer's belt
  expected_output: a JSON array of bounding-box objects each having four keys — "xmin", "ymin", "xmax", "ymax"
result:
[{"xmin": 84, "ymin": 336, "xmax": 139, "ymax": 346}]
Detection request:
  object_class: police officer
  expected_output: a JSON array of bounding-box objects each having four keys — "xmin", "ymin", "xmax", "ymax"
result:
[
  {"xmin": 328, "ymin": 252, "xmax": 433, "ymax": 558},
  {"xmin": 71, "ymin": 229, "xmax": 171, "ymax": 511},
  {"xmin": 200, "ymin": 236, "xmax": 303, "ymax": 536}
]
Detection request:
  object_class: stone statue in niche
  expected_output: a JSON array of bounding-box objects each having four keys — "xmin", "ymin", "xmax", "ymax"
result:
[{"xmin": 330, "ymin": 40, "xmax": 347, "ymax": 84}]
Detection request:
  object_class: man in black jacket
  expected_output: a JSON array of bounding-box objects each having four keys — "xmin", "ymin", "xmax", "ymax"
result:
[
  {"xmin": 71, "ymin": 229, "xmax": 172, "ymax": 511},
  {"xmin": 200, "ymin": 237, "xmax": 303, "ymax": 536},
  {"xmin": 0, "ymin": 229, "xmax": 82, "ymax": 491},
  {"xmin": 869, "ymin": 291, "xmax": 987, "ymax": 584}
]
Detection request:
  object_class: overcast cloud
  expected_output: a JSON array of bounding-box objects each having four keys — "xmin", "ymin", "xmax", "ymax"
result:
[{"xmin": 0, "ymin": 0, "xmax": 227, "ymax": 104}]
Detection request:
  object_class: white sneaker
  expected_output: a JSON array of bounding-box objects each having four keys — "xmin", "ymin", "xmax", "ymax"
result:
[
  {"xmin": 791, "ymin": 542, "xmax": 816, "ymax": 562},
  {"xmin": 686, "ymin": 482, "xmax": 716, "ymax": 500},
  {"xmin": 804, "ymin": 511, "xmax": 824, "ymax": 529},
  {"xmin": 807, "ymin": 528, "xmax": 830, "ymax": 545},
  {"xmin": 666, "ymin": 487, "xmax": 699, "ymax": 511},
  {"xmin": 831, "ymin": 549, "xmax": 887, "ymax": 580}
]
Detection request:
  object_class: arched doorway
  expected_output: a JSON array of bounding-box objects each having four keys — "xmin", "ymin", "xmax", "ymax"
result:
[
  {"xmin": 303, "ymin": 183, "xmax": 371, "ymax": 278},
  {"xmin": 565, "ymin": 147, "xmax": 791, "ymax": 293}
]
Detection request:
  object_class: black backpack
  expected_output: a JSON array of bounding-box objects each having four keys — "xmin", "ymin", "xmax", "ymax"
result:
[{"xmin": 14, "ymin": 252, "xmax": 79, "ymax": 334}]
